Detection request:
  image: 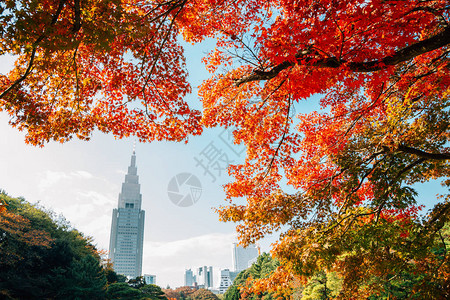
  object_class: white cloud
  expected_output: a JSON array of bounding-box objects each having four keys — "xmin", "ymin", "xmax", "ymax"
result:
[
  {"xmin": 38, "ymin": 170, "xmax": 69, "ymax": 192},
  {"xmin": 116, "ymin": 169, "xmax": 127, "ymax": 175},
  {"xmin": 38, "ymin": 170, "xmax": 97, "ymax": 192},
  {"xmin": 77, "ymin": 190, "xmax": 113, "ymax": 206},
  {"xmin": 143, "ymin": 232, "xmax": 236, "ymax": 288},
  {"xmin": 0, "ymin": 54, "xmax": 16, "ymax": 74},
  {"xmin": 34, "ymin": 169, "xmax": 117, "ymax": 251},
  {"xmin": 71, "ymin": 170, "xmax": 94, "ymax": 179}
]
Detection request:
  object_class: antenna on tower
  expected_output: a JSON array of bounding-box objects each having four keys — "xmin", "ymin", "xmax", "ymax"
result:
[{"xmin": 133, "ymin": 140, "xmax": 136, "ymax": 154}]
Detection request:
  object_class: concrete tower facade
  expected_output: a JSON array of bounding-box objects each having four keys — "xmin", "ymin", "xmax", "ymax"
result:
[
  {"xmin": 232, "ymin": 243, "xmax": 259, "ymax": 272},
  {"xmin": 196, "ymin": 266, "xmax": 213, "ymax": 289},
  {"xmin": 184, "ymin": 269, "xmax": 196, "ymax": 287},
  {"xmin": 109, "ymin": 151, "xmax": 145, "ymax": 278}
]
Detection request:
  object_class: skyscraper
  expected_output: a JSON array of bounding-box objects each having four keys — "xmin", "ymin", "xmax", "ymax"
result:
[
  {"xmin": 184, "ymin": 269, "xmax": 196, "ymax": 287},
  {"xmin": 232, "ymin": 243, "xmax": 259, "ymax": 272},
  {"xmin": 196, "ymin": 266, "xmax": 213, "ymax": 289},
  {"xmin": 109, "ymin": 150, "xmax": 145, "ymax": 278}
]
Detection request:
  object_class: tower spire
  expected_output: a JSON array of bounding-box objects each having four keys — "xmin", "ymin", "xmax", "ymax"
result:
[{"xmin": 109, "ymin": 150, "xmax": 145, "ymax": 279}]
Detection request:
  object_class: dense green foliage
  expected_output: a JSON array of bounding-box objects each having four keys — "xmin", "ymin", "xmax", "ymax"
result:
[
  {"xmin": 299, "ymin": 272, "xmax": 342, "ymax": 300},
  {"xmin": 104, "ymin": 282, "xmax": 169, "ymax": 300},
  {"xmin": 140, "ymin": 284, "xmax": 169, "ymax": 300},
  {"xmin": 224, "ymin": 253, "xmax": 278, "ymax": 300},
  {"xmin": 0, "ymin": 192, "xmax": 107, "ymax": 299},
  {"xmin": 106, "ymin": 283, "xmax": 143, "ymax": 300}
]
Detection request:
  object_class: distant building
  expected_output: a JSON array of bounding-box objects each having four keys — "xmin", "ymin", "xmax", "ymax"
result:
[
  {"xmin": 184, "ymin": 268, "xmax": 196, "ymax": 287},
  {"xmin": 109, "ymin": 151, "xmax": 145, "ymax": 278},
  {"xmin": 184, "ymin": 266, "xmax": 213, "ymax": 288},
  {"xmin": 232, "ymin": 243, "xmax": 259, "ymax": 272},
  {"xmin": 248, "ymin": 256, "xmax": 258, "ymax": 268},
  {"xmin": 218, "ymin": 269, "xmax": 239, "ymax": 294},
  {"xmin": 197, "ymin": 266, "xmax": 213, "ymax": 289},
  {"xmin": 144, "ymin": 274, "xmax": 156, "ymax": 285}
]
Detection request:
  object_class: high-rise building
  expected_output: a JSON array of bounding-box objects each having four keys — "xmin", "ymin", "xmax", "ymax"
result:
[
  {"xmin": 218, "ymin": 269, "xmax": 239, "ymax": 294},
  {"xmin": 196, "ymin": 266, "xmax": 213, "ymax": 289},
  {"xmin": 184, "ymin": 269, "xmax": 196, "ymax": 287},
  {"xmin": 184, "ymin": 266, "xmax": 213, "ymax": 288},
  {"xmin": 232, "ymin": 243, "xmax": 259, "ymax": 272},
  {"xmin": 109, "ymin": 150, "xmax": 145, "ymax": 278}
]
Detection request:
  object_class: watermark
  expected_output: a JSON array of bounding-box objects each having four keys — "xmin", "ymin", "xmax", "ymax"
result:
[
  {"xmin": 167, "ymin": 173, "xmax": 202, "ymax": 207},
  {"xmin": 167, "ymin": 127, "xmax": 246, "ymax": 207},
  {"xmin": 218, "ymin": 128, "xmax": 246, "ymax": 157},
  {"xmin": 194, "ymin": 128, "xmax": 245, "ymax": 183}
]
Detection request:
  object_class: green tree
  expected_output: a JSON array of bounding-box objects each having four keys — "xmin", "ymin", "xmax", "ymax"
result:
[
  {"xmin": 59, "ymin": 254, "xmax": 107, "ymax": 299},
  {"xmin": 0, "ymin": 192, "xmax": 107, "ymax": 300},
  {"xmin": 129, "ymin": 276, "xmax": 146, "ymax": 289},
  {"xmin": 223, "ymin": 286, "xmax": 240, "ymax": 300},
  {"xmin": 224, "ymin": 253, "xmax": 279, "ymax": 300},
  {"xmin": 301, "ymin": 272, "xmax": 342, "ymax": 300},
  {"xmin": 105, "ymin": 267, "xmax": 128, "ymax": 284},
  {"xmin": 0, "ymin": 193, "xmax": 53, "ymax": 268},
  {"xmin": 106, "ymin": 282, "xmax": 143, "ymax": 300},
  {"xmin": 140, "ymin": 284, "xmax": 168, "ymax": 300}
]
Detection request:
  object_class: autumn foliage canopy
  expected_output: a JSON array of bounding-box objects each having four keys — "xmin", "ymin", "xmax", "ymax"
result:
[{"xmin": 1, "ymin": 0, "xmax": 449, "ymax": 297}]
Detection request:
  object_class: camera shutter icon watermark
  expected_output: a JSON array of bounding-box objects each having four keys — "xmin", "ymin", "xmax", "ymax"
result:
[{"xmin": 167, "ymin": 173, "xmax": 202, "ymax": 207}]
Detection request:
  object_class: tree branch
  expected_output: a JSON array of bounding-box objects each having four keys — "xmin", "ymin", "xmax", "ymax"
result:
[
  {"xmin": 397, "ymin": 145, "xmax": 450, "ymax": 160},
  {"xmin": 72, "ymin": 0, "xmax": 81, "ymax": 33},
  {"xmin": 0, "ymin": 0, "xmax": 67, "ymax": 99},
  {"xmin": 235, "ymin": 27, "xmax": 450, "ymax": 86}
]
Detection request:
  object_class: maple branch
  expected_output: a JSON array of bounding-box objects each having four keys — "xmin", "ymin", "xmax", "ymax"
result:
[
  {"xmin": 397, "ymin": 158, "xmax": 428, "ymax": 180},
  {"xmin": 72, "ymin": 0, "xmax": 82, "ymax": 33},
  {"xmin": 234, "ymin": 48, "xmax": 312, "ymax": 86},
  {"xmin": 0, "ymin": 0, "xmax": 67, "ymax": 99},
  {"xmin": 435, "ymin": 228, "xmax": 448, "ymax": 273},
  {"xmin": 424, "ymin": 201, "xmax": 450, "ymax": 232},
  {"xmin": 148, "ymin": 78, "xmax": 177, "ymax": 116},
  {"xmin": 410, "ymin": 6, "xmax": 449, "ymax": 27},
  {"xmin": 261, "ymin": 96, "xmax": 291, "ymax": 180},
  {"xmin": 234, "ymin": 27, "xmax": 450, "ymax": 86},
  {"xmin": 144, "ymin": 0, "xmax": 185, "ymax": 22},
  {"xmin": 374, "ymin": 157, "xmax": 427, "ymax": 223},
  {"xmin": 0, "ymin": 47, "xmax": 38, "ymax": 100},
  {"xmin": 73, "ymin": 46, "xmax": 80, "ymax": 108},
  {"xmin": 338, "ymin": 157, "xmax": 385, "ymax": 215},
  {"xmin": 396, "ymin": 145, "xmax": 450, "ymax": 160},
  {"xmin": 256, "ymin": 78, "xmax": 287, "ymax": 112},
  {"xmin": 141, "ymin": 0, "xmax": 187, "ymax": 92},
  {"xmin": 320, "ymin": 209, "xmax": 375, "ymax": 237}
]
